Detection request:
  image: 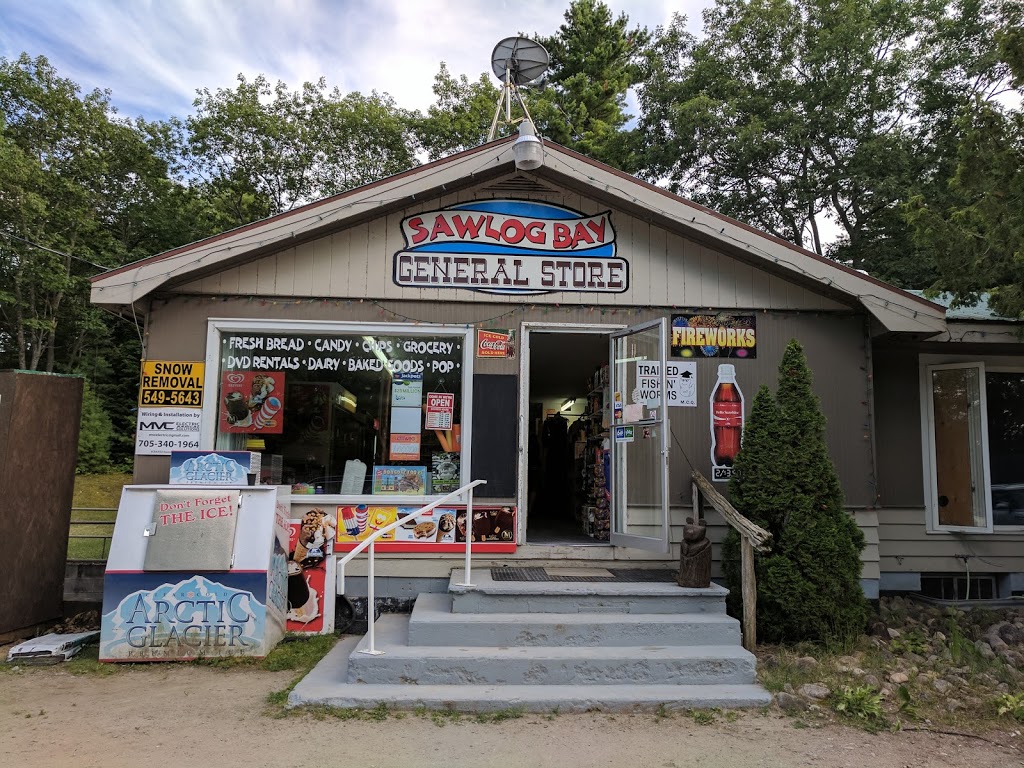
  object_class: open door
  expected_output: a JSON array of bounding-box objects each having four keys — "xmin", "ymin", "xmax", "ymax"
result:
[{"xmin": 609, "ymin": 318, "xmax": 670, "ymax": 552}]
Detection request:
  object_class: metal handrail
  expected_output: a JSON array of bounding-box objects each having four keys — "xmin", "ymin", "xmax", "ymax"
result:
[{"xmin": 337, "ymin": 479, "xmax": 487, "ymax": 655}]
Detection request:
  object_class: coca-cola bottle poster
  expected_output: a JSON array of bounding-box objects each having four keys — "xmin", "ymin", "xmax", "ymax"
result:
[{"xmin": 710, "ymin": 363, "xmax": 744, "ymax": 482}]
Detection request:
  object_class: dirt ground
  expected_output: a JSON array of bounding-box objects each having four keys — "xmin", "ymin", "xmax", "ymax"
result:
[{"xmin": 0, "ymin": 664, "xmax": 1020, "ymax": 768}]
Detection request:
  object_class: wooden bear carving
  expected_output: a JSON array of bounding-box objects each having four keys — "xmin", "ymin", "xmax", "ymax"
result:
[{"xmin": 677, "ymin": 516, "xmax": 712, "ymax": 588}]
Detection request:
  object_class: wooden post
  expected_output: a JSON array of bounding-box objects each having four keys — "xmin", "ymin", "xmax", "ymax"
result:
[
  {"xmin": 741, "ymin": 536, "xmax": 756, "ymax": 652},
  {"xmin": 691, "ymin": 481, "xmax": 701, "ymax": 521}
]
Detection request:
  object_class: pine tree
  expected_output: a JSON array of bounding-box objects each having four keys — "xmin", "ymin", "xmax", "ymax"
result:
[{"xmin": 724, "ymin": 340, "xmax": 867, "ymax": 644}]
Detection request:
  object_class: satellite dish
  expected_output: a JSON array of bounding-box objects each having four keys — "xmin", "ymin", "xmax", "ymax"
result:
[
  {"xmin": 487, "ymin": 37, "xmax": 549, "ymax": 149},
  {"xmin": 491, "ymin": 37, "xmax": 549, "ymax": 86}
]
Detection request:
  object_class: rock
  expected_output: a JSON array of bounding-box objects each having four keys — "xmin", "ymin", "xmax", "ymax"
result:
[
  {"xmin": 997, "ymin": 683, "xmax": 1010, "ymax": 693},
  {"xmin": 945, "ymin": 675, "xmax": 968, "ymax": 688},
  {"xmin": 761, "ymin": 653, "xmax": 780, "ymax": 669},
  {"xmin": 794, "ymin": 656, "xmax": 819, "ymax": 672},
  {"xmin": 933, "ymin": 631, "xmax": 947, "ymax": 643},
  {"xmin": 905, "ymin": 652, "xmax": 926, "ymax": 664},
  {"xmin": 933, "ymin": 679, "xmax": 952, "ymax": 694},
  {"xmin": 775, "ymin": 692, "xmax": 808, "ymax": 713},
  {"xmin": 837, "ymin": 656, "xmax": 860, "ymax": 668},
  {"xmin": 863, "ymin": 674, "xmax": 880, "ymax": 688},
  {"xmin": 798, "ymin": 683, "xmax": 830, "ymax": 700},
  {"xmin": 889, "ymin": 672, "xmax": 910, "ymax": 684},
  {"xmin": 869, "ymin": 621, "xmax": 889, "ymax": 637},
  {"xmin": 997, "ymin": 622, "xmax": 1024, "ymax": 646},
  {"xmin": 887, "ymin": 627, "xmax": 903, "ymax": 640},
  {"xmin": 975, "ymin": 640, "xmax": 997, "ymax": 660},
  {"xmin": 977, "ymin": 673, "xmax": 998, "ymax": 688},
  {"xmin": 880, "ymin": 685, "xmax": 894, "ymax": 699},
  {"xmin": 946, "ymin": 698, "xmax": 964, "ymax": 712},
  {"xmin": 784, "ymin": 683, "xmax": 795, "ymax": 694},
  {"xmin": 852, "ymin": 667, "xmax": 866, "ymax": 677}
]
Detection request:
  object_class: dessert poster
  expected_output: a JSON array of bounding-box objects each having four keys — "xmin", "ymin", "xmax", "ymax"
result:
[{"xmin": 219, "ymin": 371, "xmax": 285, "ymax": 434}]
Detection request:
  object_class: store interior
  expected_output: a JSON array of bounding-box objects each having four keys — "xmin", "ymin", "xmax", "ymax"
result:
[{"xmin": 527, "ymin": 332, "xmax": 611, "ymax": 544}]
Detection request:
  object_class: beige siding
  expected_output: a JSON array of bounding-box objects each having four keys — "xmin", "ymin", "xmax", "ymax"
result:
[
  {"xmin": 172, "ymin": 179, "xmax": 847, "ymax": 312},
  {"xmin": 878, "ymin": 507, "xmax": 1024, "ymax": 574}
]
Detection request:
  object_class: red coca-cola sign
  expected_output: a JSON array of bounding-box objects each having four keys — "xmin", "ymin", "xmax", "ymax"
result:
[{"xmin": 477, "ymin": 330, "xmax": 515, "ymax": 359}]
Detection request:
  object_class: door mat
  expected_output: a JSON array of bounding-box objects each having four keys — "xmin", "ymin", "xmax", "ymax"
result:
[{"xmin": 490, "ymin": 567, "xmax": 676, "ymax": 583}]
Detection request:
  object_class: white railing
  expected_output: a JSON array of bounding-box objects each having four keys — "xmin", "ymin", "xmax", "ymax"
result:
[{"xmin": 336, "ymin": 479, "xmax": 487, "ymax": 655}]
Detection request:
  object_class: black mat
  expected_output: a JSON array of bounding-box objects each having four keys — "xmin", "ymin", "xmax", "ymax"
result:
[{"xmin": 490, "ymin": 567, "xmax": 676, "ymax": 583}]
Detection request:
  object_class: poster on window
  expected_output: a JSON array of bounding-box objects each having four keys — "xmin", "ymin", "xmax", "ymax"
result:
[
  {"xmin": 425, "ymin": 392, "xmax": 455, "ymax": 429},
  {"xmin": 372, "ymin": 465, "xmax": 428, "ymax": 495},
  {"xmin": 671, "ymin": 314, "xmax": 757, "ymax": 359},
  {"xmin": 431, "ymin": 452, "xmax": 461, "ymax": 494},
  {"xmin": 710, "ymin": 363, "xmax": 745, "ymax": 482},
  {"xmin": 219, "ymin": 371, "xmax": 285, "ymax": 433}
]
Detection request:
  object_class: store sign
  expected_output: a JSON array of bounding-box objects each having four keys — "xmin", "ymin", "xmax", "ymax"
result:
[
  {"xmin": 139, "ymin": 360, "xmax": 205, "ymax": 407},
  {"xmin": 425, "ymin": 392, "xmax": 455, "ymax": 429},
  {"xmin": 393, "ymin": 200, "xmax": 626, "ymax": 295},
  {"xmin": 477, "ymin": 329, "xmax": 515, "ymax": 358},
  {"xmin": 671, "ymin": 314, "xmax": 757, "ymax": 359},
  {"xmin": 135, "ymin": 408, "xmax": 202, "ymax": 456},
  {"xmin": 633, "ymin": 361, "xmax": 697, "ymax": 408}
]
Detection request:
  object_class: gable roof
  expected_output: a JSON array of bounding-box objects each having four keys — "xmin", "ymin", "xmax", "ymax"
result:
[{"xmin": 90, "ymin": 136, "xmax": 945, "ymax": 335}]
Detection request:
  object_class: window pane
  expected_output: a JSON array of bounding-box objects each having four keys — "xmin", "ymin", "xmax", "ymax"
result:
[
  {"xmin": 931, "ymin": 367, "xmax": 987, "ymax": 528},
  {"xmin": 987, "ymin": 372, "xmax": 1024, "ymax": 526},
  {"xmin": 215, "ymin": 331, "xmax": 463, "ymax": 495}
]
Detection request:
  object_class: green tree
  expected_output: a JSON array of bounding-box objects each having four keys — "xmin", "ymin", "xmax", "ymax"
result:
[
  {"xmin": 183, "ymin": 74, "xmax": 419, "ymax": 219},
  {"xmin": 636, "ymin": 0, "xmax": 932, "ymax": 279},
  {"xmin": 77, "ymin": 381, "xmax": 113, "ymax": 474},
  {"xmin": 905, "ymin": 0, "xmax": 1024, "ymax": 317},
  {"xmin": 724, "ymin": 341, "xmax": 867, "ymax": 644},
  {"xmin": 533, "ymin": 0, "xmax": 650, "ymax": 167},
  {"xmin": 414, "ymin": 64, "xmax": 501, "ymax": 161}
]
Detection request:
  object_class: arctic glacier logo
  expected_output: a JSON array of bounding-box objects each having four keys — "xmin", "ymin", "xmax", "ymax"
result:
[
  {"xmin": 101, "ymin": 575, "xmax": 265, "ymax": 659},
  {"xmin": 169, "ymin": 453, "xmax": 249, "ymax": 484}
]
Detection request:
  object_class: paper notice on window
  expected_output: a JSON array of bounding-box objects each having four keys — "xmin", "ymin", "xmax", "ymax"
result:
[{"xmin": 425, "ymin": 392, "xmax": 455, "ymax": 430}]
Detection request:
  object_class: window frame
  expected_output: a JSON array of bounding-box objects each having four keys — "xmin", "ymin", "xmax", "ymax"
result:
[
  {"xmin": 201, "ymin": 317, "xmax": 475, "ymax": 504},
  {"xmin": 920, "ymin": 354, "xmax": 1024, "ymax": 533}
]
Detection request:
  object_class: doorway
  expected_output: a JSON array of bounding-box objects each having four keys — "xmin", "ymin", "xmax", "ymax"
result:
[{"xmin": 524, "ymin": 330, "xmax": 612, "ymax": 544}]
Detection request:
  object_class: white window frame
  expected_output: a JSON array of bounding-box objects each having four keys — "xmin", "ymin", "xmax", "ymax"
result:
[
  {"xmin": 201, "ymin": 317, "xmax": 474, "ymax": 505},
  {"xmin": 920, "ymin": 354, "xmax": 1024, "ymax": 533}
]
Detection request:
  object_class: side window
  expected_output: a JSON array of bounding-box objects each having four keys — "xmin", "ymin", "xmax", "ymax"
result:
[
  {"xmin": 925, "ymin": 363, "xmax": 991, "ymax": 531},
  {"xmin": 987, "ymin": 371, "xmax": 1024, "ymax": 527}
]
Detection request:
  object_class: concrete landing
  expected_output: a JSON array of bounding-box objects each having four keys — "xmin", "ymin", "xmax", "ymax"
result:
[{"xmin": 408, "ymin": 593, "xmax": 742, "ymax": 647}]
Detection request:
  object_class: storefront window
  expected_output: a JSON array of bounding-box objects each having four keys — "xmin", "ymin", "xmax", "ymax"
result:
[{"xmin": 213, "ymin": 328, "xmax": 465, "ymax": 496}]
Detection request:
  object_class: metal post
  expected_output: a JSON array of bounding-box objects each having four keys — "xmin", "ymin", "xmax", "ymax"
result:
[
  {"xmin": 457, "ymin": 487, "xmax": 475, "ymax": 587},
  {"xmin": 359, "ymin": 539, "xmax": 384, "ymax": 655}
]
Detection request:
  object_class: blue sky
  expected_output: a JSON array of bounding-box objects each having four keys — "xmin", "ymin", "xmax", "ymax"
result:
[{"xmin": 0, "ymin": 0, "xmax": 713, "ymax": 123}]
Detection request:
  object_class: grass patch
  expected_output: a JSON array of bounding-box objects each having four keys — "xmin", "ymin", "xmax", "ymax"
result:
[
  {"xmin": 474, "ymin": 707, "xmax": 525, "ymax": 724},
  {"xmin": 73, "ymin": 473, "xmax": 132, "ymax": 509},
  {"xmin": 68, "ymin": 473, "xmax": 127, "ymax": 560}
]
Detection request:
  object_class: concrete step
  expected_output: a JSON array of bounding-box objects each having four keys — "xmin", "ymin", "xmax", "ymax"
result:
[
  {"xmin": 347, "ymin": 615, "xmax": 757, "ymax": 686},
  {"xmin": 408, "ymin": 593, "xmax": 741, "ymax": 647},
  {"xmin": 448, "ymin": 571, "xmax": 728, "ymax": 615},
  {"xmin": 289, "ymin": 636, "xmax": 772, "ymax": 713}
]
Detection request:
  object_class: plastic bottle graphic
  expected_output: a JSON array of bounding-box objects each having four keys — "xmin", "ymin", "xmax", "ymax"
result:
[{"xmin": 710, "ymin": 363, "xmax": 744, "ymax": 471}]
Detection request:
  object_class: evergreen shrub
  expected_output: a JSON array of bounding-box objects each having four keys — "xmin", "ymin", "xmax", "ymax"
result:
[{"xmin": 722, "ymin": 339, "xmax": 867, "ymax": 644}]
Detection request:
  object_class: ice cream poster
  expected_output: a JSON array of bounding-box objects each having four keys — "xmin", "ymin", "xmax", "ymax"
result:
[
  {"xmin": 335, "ymin": 505, "xmax": 458, "ymax": 544},
  {"xmin": 219, "ymin": 371, "xmax": 285, "ymax": 433},
  {"xmin": 336, "ymin": 505, "xmax": 398, "ymax": 542},
  {"xmin": 286, "ymin": 520, "xmax": 330, "ymax": 633}
]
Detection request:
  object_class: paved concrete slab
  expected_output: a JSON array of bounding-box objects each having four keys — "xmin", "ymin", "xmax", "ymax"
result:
[{"xmin": 289, "ymin": 639, "xmax": 772, "ymax": 713}]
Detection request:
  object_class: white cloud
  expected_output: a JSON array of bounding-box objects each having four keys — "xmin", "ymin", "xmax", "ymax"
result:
[{"xmin": 0, "ymin": 0, "xmax": 711, "ymax": 122}]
